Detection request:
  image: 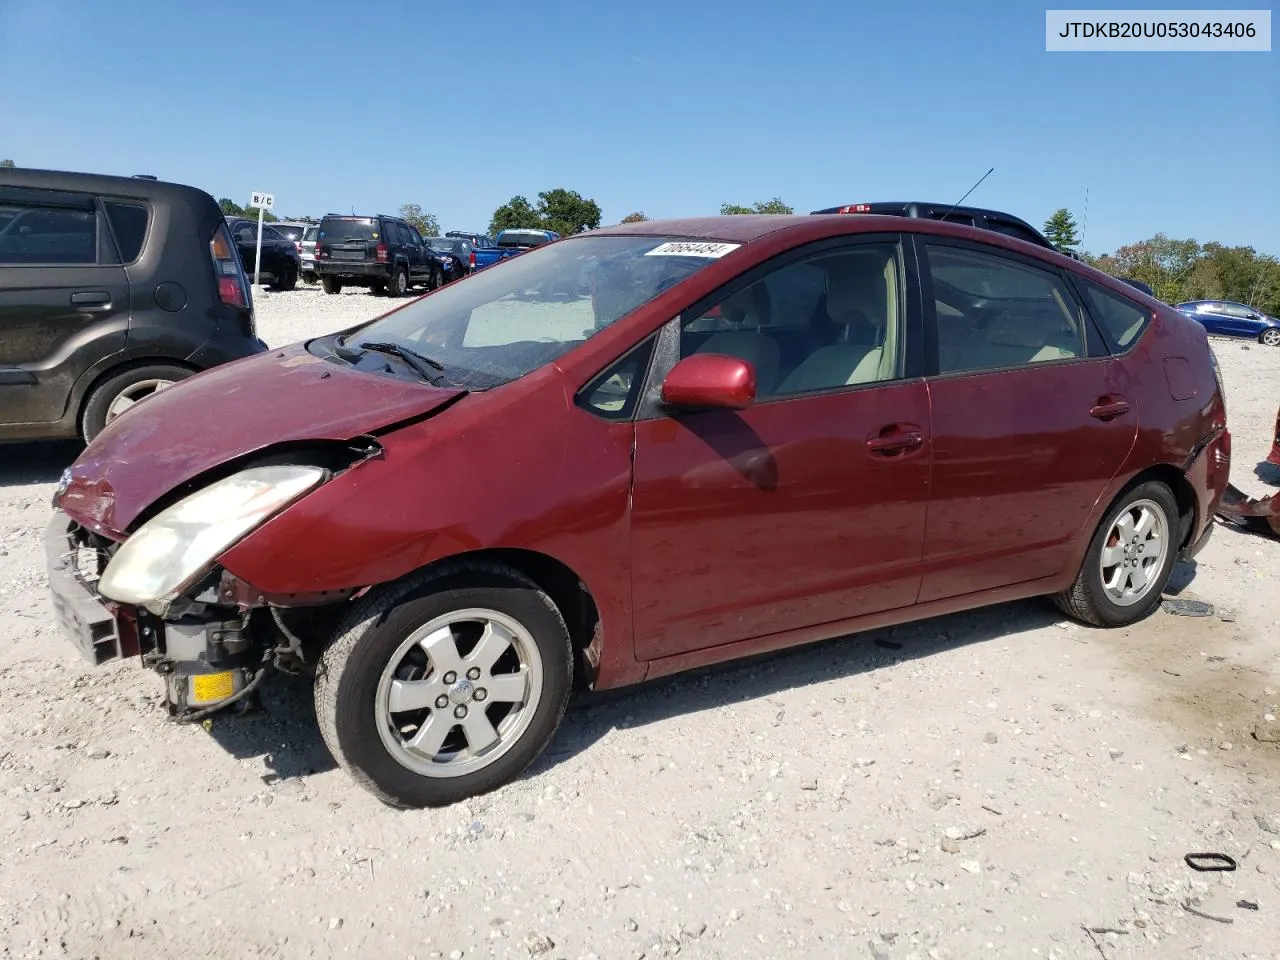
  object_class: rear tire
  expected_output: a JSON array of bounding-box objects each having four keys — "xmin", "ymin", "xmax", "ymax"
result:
[
  {"xmin": 315, "ymin": 563, "xmax": 573, "ymax": 808},
  {"xmin": 273, "ymin": 263, "xmax": 297, "ymax": 292},
  {"xmin": 389, "ymin": 265, "xmax": 409, "ymax": 297},
  {"xmin": 1260, "ymin": 328, "xmax": 1280, "ymax": 347},
  {"xmin": 302, "ymin": 271, "xmax": 318, "ymax": 285},
  {"xmin": 80, "ymin": 362, "xmax": 194, "ymax": 441},
  {"xmin": 321, "ymin": 276, "xmax": 342, "ymax": 295},
  {"xmin": 1053, "ymin": 480, "xmax": 1180, "ymax": 627}
]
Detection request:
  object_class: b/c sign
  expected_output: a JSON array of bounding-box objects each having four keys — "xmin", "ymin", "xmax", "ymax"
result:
[
  {"xmin": 250, "ymin": 192, "xmax": 275, "ymax": 210},
  {"xmin": 1046, "ymin": 10, "xmax": 1271, "ymax": 51}
]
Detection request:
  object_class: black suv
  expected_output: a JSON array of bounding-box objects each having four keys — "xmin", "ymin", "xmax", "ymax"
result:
[
  {"xmin": 0, "ymin": 168, "xmax": 267, "ymax": 442},
  {"xmin": 315, "ymin": 214, "xmax": 441, "ymax": 296},
  {"xmin": 811, "ymin": 201, "xmax": 1064, "ymax": 253}
]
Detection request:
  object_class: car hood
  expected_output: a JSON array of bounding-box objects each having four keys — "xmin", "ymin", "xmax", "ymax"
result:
[{"xmin": 59, "ymin": 343, "xmax": 465, "ymax": 536}]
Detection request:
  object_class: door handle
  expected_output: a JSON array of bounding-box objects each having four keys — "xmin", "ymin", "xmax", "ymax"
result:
[
  {"xmin": 1089, "ymin": 398, "xmax": 1130, "ymax": 420},
  {"xmin": 866, "ymin": 424, "xmax": 925, "ymax": 455},
  {"xmin": 71, "ymin": 291, "xmax": 111, "ymax": 311}
]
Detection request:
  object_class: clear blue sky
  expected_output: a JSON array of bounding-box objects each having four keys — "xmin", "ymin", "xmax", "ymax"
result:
[{"xmin": 1, "ymin": 0, "xmax": 1276, "ymax": 254}]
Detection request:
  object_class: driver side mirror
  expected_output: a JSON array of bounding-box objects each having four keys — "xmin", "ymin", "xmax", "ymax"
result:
[{"xmin": 661, "ymin": 354, "xmax": 756, "ymax": 410}]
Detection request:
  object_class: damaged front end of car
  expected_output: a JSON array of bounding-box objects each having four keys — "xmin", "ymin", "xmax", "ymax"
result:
[{"xmin": 46, "ymin": 440, "xmax": 378, "ymax": 721}]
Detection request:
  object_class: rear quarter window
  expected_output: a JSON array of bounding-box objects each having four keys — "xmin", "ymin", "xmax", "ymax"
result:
[
  {"xmin": 1080, "ymin": 280, "xmax": 1150, "ymax": 350},
  {"xmin": 104, "ymin": 201, "xmax": 149, "ymax": 262}
]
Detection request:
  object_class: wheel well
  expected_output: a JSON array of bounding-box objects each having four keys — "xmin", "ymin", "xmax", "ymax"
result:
[
  {"xmin": 75, "ymin": 357, "xmax": 201, "ymax": 429},
  {"xmin": 1121, "ymin": 464, "xmax": 1197, "ymax": 548},
  {"xmin": 425, "ymin": 549, "xmax": 602, "ymax": 690}
]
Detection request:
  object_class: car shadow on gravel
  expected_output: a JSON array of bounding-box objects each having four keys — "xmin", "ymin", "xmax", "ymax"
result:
[
  {"xmin": 196, "ymin": 590, "xmax": 1198, "ymax": 790},
  {"xmin": 0, "ymin": 440, "xmax": 83, "ymax": 487},
  {"xmin": 537, "ymin": 597, "xmax": 1071, "ymax": 772},
  {"xmin": 203, "ymin": 672, "xmax": 338, "ymax": 780}
]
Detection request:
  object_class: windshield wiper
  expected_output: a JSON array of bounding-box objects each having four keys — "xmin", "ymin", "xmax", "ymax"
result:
[{"xmin": 357, "ymin": 341, "xmax": 448, "ymax": 384}]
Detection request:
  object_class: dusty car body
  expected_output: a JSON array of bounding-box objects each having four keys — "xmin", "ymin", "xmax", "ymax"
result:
[{"xmin": 46, "ymin": 213, "xmax": 1230, "ymax": 808}]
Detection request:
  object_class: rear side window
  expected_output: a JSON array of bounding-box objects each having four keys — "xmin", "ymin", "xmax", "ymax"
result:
[
  {"xmin": 0, "ymin": 204, "xmax": 97, "ymax": 264},
  {"xmin": 983, "ymin": 219, "xmax": 1046, "ymax": 247},
  {"xmin": 1080, "ymin": 280, "xmax": 1150, "ymax": 350},
  {"xmin": 925, "ymin": 244, "xmax": 1084, "ymax": 374},
  {"xmin": 104, "ymin": 201, "xmax": 149, "ymax": 262}
]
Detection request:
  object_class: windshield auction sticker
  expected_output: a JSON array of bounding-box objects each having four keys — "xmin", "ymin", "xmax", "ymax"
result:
[{"xmin": 645, "ymin": 241, "xmax": 742, "ymax": 258}]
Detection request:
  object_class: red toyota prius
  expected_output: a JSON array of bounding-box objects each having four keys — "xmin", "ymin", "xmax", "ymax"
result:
[{"xmin": 46, "ymin": 214, "xmax": 1230, "ymax": 807}]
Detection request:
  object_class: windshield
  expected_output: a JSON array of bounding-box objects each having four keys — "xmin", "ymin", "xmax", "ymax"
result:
[
  {"xmin": 320, "ymin": 217, "xmax": 379, "ymax": 241},
  {"xmin": 337, "ymin": 235, "xmax": 736, "ymax": 391}
]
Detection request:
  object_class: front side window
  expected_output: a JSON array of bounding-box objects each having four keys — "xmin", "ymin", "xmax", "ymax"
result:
[
  {"xmin": 926, "ymin": 244, "xmax": 1084, "ymax": 374},
  {"xmin": 679, "ymin": 242, "xmax": 903, "ymax": 399},
  {"xmin": 332, "ymin": 235, "xmax": 733, "ymax": 390},
  {"xmin": 0, "ymin": 203, "xmax": 97, "ymax": 264}
]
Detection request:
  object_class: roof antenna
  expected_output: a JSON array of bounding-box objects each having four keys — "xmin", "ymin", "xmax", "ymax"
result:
[
  {"xmin": 940, "ymin": 167, "xmax": 995, "ymax": 220},
  {"xmin": 1080, "ymin": 186, "xmax": 1089, "ymax": 250}
]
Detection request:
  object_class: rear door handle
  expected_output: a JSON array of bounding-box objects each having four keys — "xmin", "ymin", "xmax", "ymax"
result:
[
  {"xmin": 866, "ymin": 423, "xmax": 925, "ymax": 456},
  {"xmin": 1089, "ymin": 398, "xmax": 1130, "ymax": 420},
  {"xmin": 71, "ymin": 291, "xmax": 111, "ymax": 311}
]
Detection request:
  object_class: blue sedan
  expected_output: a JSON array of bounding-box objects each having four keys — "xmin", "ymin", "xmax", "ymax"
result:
[{"xmin": 1177, "ymin": 300, "xmax": 1280, "ymax": 346}]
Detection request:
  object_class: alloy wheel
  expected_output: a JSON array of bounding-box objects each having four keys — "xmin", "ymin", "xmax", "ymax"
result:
[
  {"xmin": 1099, "ymin": 498, "xmax": 1168, "ymax": 607},
  {"xmin": 374, "ymin": 608, "xmax": 543, "ymax": 779},
  {"xmin": 105, "ymin": 378, "xmax": 174, "ymax": 424}
]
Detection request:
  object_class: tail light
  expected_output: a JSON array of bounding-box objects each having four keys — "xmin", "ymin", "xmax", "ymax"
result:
[
  {"xmin": 375, "ymin": 243, "xmax": 388, "ymax": 263},
  {"xmin": 294, "ymin": 241, "xmax": 301, "ymax": 254},
  {"xmin": 469, "ymin": 250, "xmax": 476, "ymax": 268},
  {"xmin": 210, "ymin": 223, "xmax": 254, "ymax": 334}
]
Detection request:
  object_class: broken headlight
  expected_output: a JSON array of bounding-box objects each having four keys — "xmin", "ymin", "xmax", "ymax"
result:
[{"xmin": 98, "ymin": 465, "xmax": 326, "ymax": 615}]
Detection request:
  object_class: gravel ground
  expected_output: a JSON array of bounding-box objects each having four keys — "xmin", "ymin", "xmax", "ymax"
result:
[{"xmin": 1, "ymin": 285, "xmax": 1279, "ymax": 960}]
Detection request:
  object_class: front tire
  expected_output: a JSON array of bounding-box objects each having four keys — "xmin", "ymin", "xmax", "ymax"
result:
[
  {"xmin": 1260, "ymin": 328, "xmax": 1280, "ymax": 347},
  {"xmin": 321, "ymin": 276, "xmax": 342, "ymax": 295},
  {"xmin": 1054, "ymin": 480, "xmax": 1180, "ymax": 627},
  {"xmin": 315, "ymin": 564, "xmax": 573, "ymax": 808},
  {"xmin": 80, "ymin": 362, "xmax": 193, "ymax": 441}
]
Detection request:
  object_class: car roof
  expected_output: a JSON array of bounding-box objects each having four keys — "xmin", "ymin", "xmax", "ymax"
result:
[
  {"xmin": 595, "ymin": 214, "xmax": 948, "ymax": 243},
  {"xmin": 0, "ymin": 166, "xmax": 215, "ymax": 206}
]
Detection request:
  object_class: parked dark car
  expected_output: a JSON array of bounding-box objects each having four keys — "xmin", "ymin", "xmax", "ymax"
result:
[
  {"xmin": 446, "ymin": 231, "xmax": 493, "ymax": 249},
  {"xmin": 424, "ymin": 236, "xmax": 473, "ymax": 281},
  {"xmin": 0, "ymin": 168, "xmax": 266, "ymax": 442},
  {"xmin": 1176, "ymin": 300, "xmax": 1280, "ymax": 345},
  {"xmin": 315, "ymin": 214, "xmax": 441, "ymax": 296},
  {"xmin": 46, "ymin": 213, "xmax": 1228, "ymax": 808},
  {"xmin": 812, "ymin": 201, "xmax": 1058, "ymax": 250},
  {"xmin": 472, "ymin": 228, "xmax": 560, "ymax": 270},
  {"xmin": 225, "ymin": 217, "xmax": 301, "ymax": 290}
]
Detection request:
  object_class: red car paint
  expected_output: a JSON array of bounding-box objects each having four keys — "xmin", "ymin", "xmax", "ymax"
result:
[{"xmin": 58, "ymin": 214, "xmax": 1229, "ymax": 692}]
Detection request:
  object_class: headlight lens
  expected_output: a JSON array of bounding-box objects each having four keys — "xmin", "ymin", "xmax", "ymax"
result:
[{"xmin": 98, "ymin": 465, "xmax": 326, "ymax": 611}]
